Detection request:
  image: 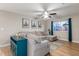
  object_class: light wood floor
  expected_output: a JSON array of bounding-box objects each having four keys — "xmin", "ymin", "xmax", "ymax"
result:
[
  {"xmin": 0, "ymin": 40, "xmax": 79, "ymax": 56},
  {"xmin": 0, "ymin": 46, "xmax": 11, "ymax": 56},
  {"xmin": 50, "ymin": 40, "xmax": 79, "ymax": 56}
]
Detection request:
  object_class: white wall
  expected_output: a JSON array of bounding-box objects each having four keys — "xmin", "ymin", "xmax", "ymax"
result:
[
  {"xmin": 0, "ymin": 11, "xmax": 45, "ymax": 47},
  {"xmin": 54, "ymin": 31, "xmax": 68, "ymax": 41},
  {"xmin": 71, "ymin": 15, "xmax": 79, "ymax": 43},
  {"xmin": 0, "ymin": 11, "xmax": 21, "ymax": 47}
]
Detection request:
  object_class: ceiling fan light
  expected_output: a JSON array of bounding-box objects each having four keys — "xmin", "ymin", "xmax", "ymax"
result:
[
  {"xmin": 44, "ymin": 14, "xmax": 48, "ymax": 18},
  {"xmin": 44, "ymin": 11, "xmax": 48, "ymax": 15},
  {"xmin": 43, "ymin": 11, "xmax": 49, "ymax": 18}
]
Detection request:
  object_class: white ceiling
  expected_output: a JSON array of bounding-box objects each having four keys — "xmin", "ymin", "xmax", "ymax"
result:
[{"xmin": 0, "ymin": 3, "xmax": 79, "ymax": 17}]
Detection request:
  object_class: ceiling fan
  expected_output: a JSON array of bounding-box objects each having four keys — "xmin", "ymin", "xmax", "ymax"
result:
[
  {"xmin": 42, "ymin": 11, "xmax": 56, "ymax": 18},
  {"xmin": 32, "ymin": 3, "xmax": 73, "ymax": 20},
  {"xmin": 34, "ymin": 10, "xmax": 57, "ymax": 19}
]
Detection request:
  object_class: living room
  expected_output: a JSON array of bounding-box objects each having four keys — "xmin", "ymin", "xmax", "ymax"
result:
[{"xmin": 0, "ymin": 3, "xmax": 79, "ymax": 56}]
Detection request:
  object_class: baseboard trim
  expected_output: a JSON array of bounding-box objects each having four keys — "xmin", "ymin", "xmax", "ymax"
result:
[
  {"xmin": 72, "ymin": 40, "xmax": 79, "ymax": 43},
  {"xmin": 0, "ymin": 43, "xmax": 10, "ymax": 48},
  {"xmin": 59, "ymin": 39, "xmax": 79, "ymax": 43}
]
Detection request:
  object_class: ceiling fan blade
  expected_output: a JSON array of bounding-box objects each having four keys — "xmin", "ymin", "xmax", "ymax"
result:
[
  {"xmin": 31, "ymin": 10, "xmax": 43, "ymax": 13},
  {"xmin": 49, "ymin": 13, "xmax": 56, "ymax": 15}
]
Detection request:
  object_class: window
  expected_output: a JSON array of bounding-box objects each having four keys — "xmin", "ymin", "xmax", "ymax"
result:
[{"xmin": 53, "ymin": 21, "xmax": 68, "ymax": 31}]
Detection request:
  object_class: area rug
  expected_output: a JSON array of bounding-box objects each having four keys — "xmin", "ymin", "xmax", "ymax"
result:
[{"xmin": 50, "ymin": 41, "xmax": 63, "ymax": 51}]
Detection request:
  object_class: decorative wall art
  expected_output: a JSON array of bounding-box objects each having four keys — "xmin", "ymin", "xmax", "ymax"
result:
[
  {"xmin": 38, "ymin": 21, "xmax": 42, "ymax": 28},
  {"xmin": 22, "ymin": 18, "xmax": 43, "ymax": 30},
  {"xmin": 31, "ymin": 20, "xmax": 38, "ymax": 28},
  {"xmin": 22, "ymin": 18, "xmax": 30, "ymax": 28}
]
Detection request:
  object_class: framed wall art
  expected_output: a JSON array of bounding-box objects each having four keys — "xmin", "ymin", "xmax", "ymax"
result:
[
  {"xmin": 38, "ymin": 21, "xmax": 42, "ymax": 28},
  {"xmin": 31, "ymin": 20, "xmax": 38, "ymax": 28},
  {"xmin": 22, "ymin": 18, "xmax": 30, "ymax": 28}
]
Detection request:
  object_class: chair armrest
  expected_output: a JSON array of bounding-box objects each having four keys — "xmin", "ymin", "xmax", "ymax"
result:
[{"xmin": 34, "ymin": 40, "xmax": 49, "ymax": 49}]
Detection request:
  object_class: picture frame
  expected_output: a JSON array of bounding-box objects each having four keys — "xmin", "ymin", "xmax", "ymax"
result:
[
  {"xmin": 31, "ymin": 20, "xmax": 38, "ymax": 28},
  {"xmin": 22, "ymin": 18, "xmax": 30, "ymax": 28},
  {"xmin": 38, "ymin": 21, "xmax": 42, "ymax": 28}
]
